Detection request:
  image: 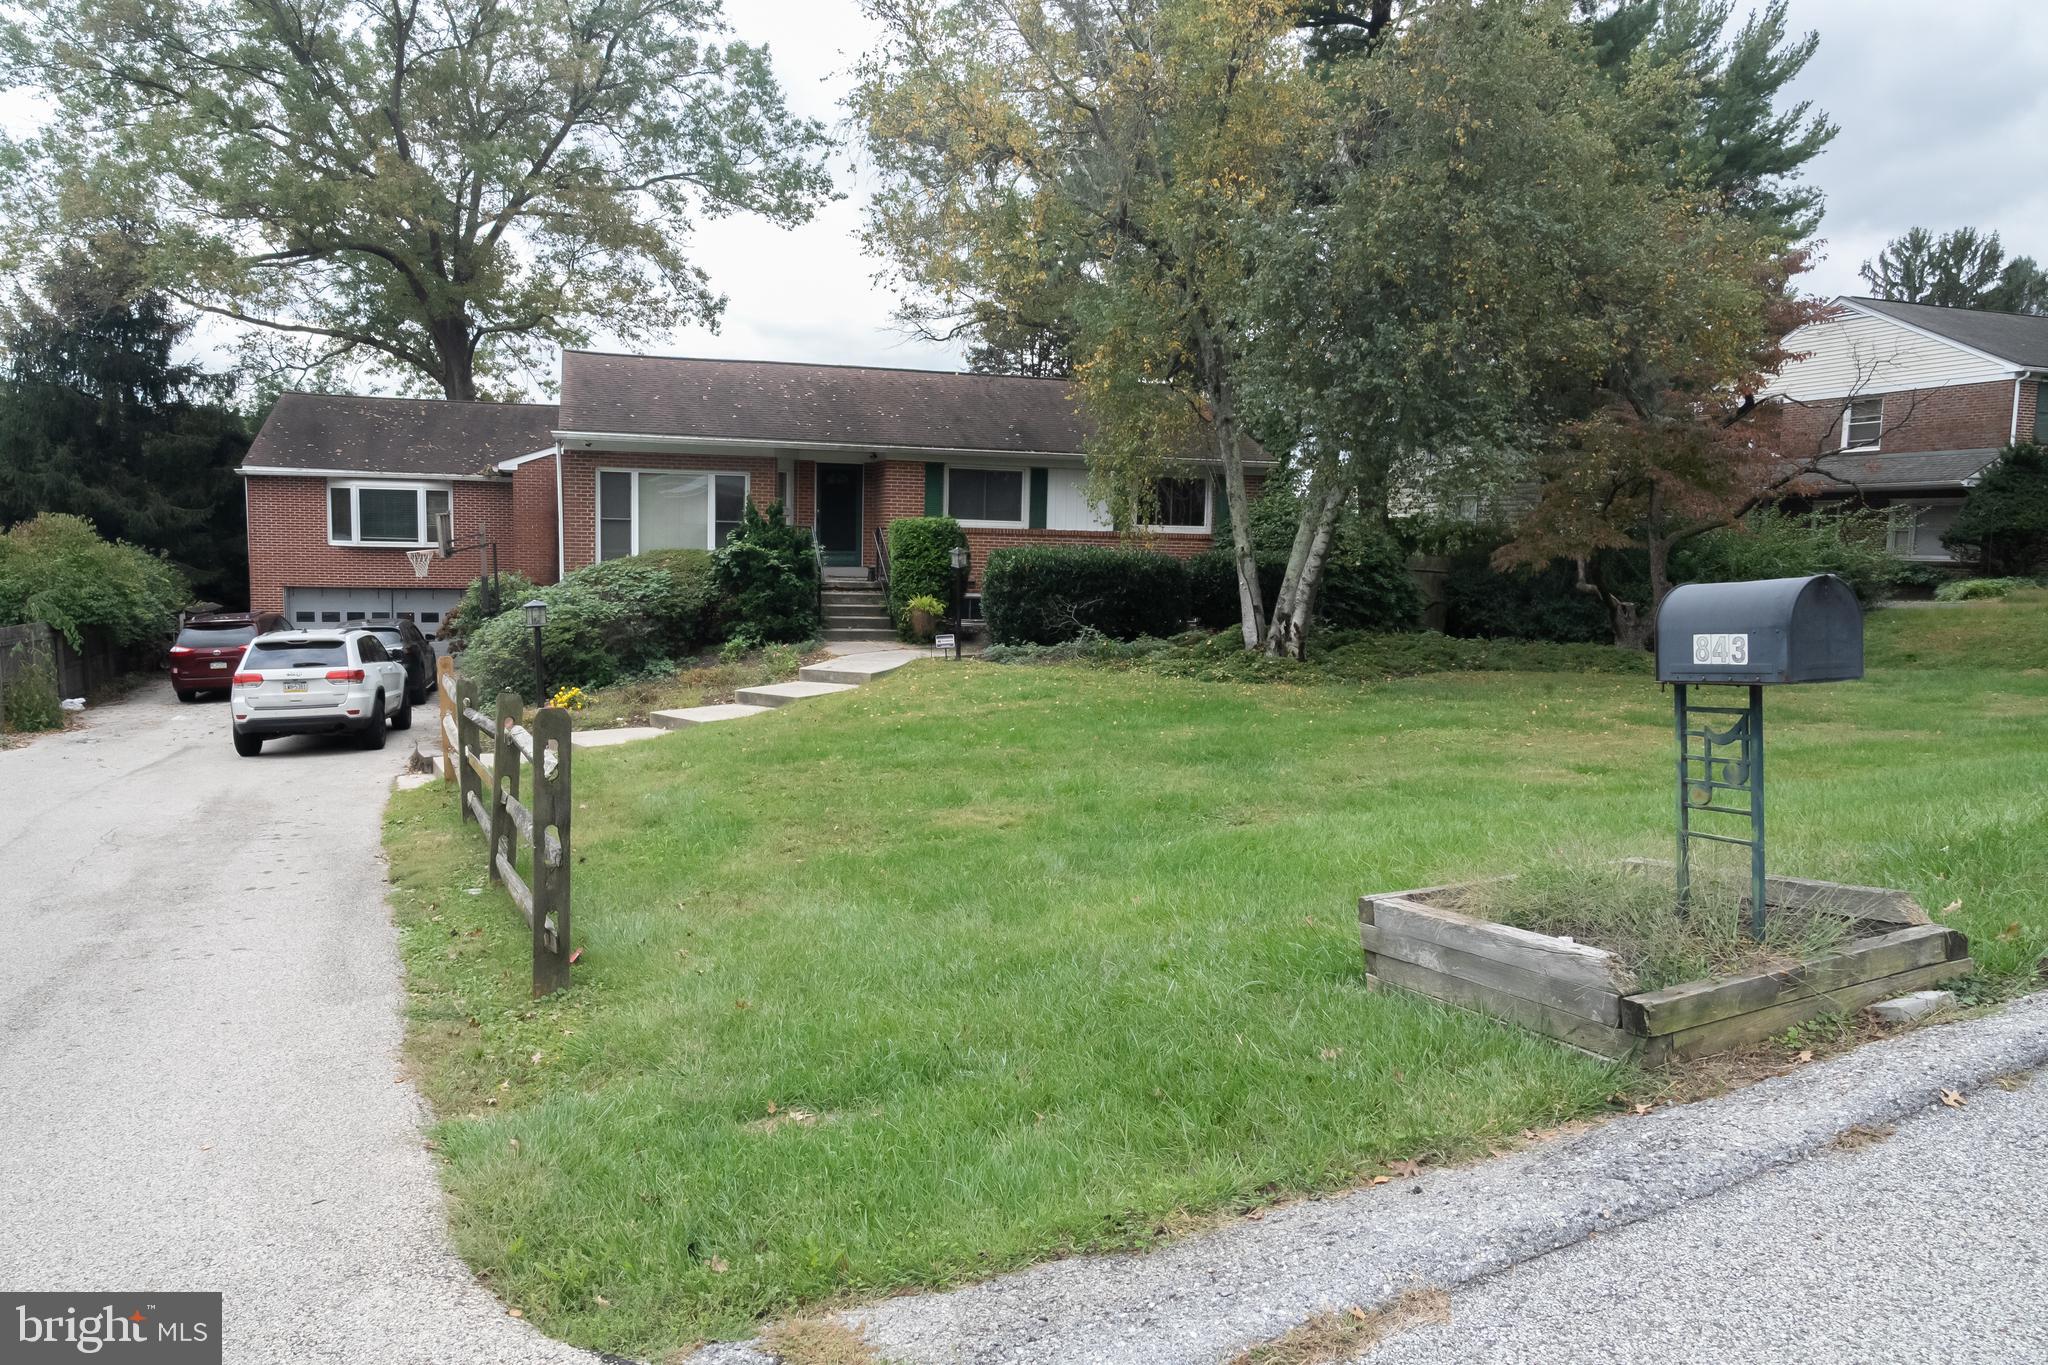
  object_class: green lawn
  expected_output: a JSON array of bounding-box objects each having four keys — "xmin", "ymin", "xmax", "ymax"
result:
[{"xmin": 384, "ymin": 594, "xmax": 2048, "ymax": 1357}]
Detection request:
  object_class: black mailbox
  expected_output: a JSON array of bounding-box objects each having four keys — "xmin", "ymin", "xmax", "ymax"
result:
[{"xmin": 1655, "ymin": 574, "xmax": 1863, "ymax": 685}]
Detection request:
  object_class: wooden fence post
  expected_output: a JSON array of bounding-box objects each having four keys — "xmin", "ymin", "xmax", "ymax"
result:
[
  {"xmin": 455, "ymin": 676, "xmax": 481, "ymax": 824},
  {"xmin": 436, "ymin": 655, "xmax": 458, "ymax": 784},
  {"xmin": 530, "ymin": 707, "xmax": 573, "ymax": 996},
  {"xmin": 489, "ymin": 690, "xmax": 522, "ymax": 887}
]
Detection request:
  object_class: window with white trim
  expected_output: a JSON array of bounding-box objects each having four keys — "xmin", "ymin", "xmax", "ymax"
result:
[
  {"xmin": 327, "ymin": 481, "xmax": 450, "ymax": 546},
  {"xmin": 1150, "ymin": 476, "xmax": 1209, "ymax": 530},
  {"xmin": 595, "ymin": 469, "xmax": 749, "ymax": 560},
  {"xmin": 947, "ymin": 467, "xmax": 1026, "ymax": 526},
  {"xmin": 1843, "ymin": 396, "xmax": 1883, "ymax": 450}
]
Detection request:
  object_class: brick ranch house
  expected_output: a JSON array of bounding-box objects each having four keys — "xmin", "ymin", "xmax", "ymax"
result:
[
  {"xmin": 240, "ymin": 352, "xmax": 1266, "ymax": 630},
  {"xmin": 1766, "ymin": 296, "xmax": 2048, "ymax": 564}
]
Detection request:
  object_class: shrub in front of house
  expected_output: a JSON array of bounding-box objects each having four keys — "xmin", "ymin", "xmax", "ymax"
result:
[
  {"xmin": 713, "ymin": 501, "xmax": 819, "ymax": 643},
  {"xmin": 1, "ymin": 633, "xmax": 64, "ymax": 732},
  {"xmin": 460, "ymin": 550, "xmax": 720, "ymax": 697},
  {"xmin": 1441, "ymin": 550, "xmax": 1629, "ymax": 643},
  {"xmin": 1674, "ymin": 507, "xmax": 1924, "ymax": 602},
  {"xmin": 886, "ymin": 516, "xmax": 967, "ymax": 633},
  {"xmin": 1188, "ymin": 525, "xmax": 1418, "ymax": 634},
  {"xmin": 1944, "ymin": 442, "xmax": 2048, "ymax": 576},
  {"xmin": 981, "ymin": 545, "xmax": 1190, "ymax": 644},
  {"xmin": 442, "ymin": 570, "xmax": 538, "ymax": 645},
  {"xmin": 0, "ymin": 512, "xmax": 188, "ymax": 648}
]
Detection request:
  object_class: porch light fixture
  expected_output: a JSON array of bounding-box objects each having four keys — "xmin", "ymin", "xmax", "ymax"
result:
[
  {"xmin": 949, "ymin": 545, "xmax": 968, "ymax": 571},
  {"xmin": 524, "ymin": 598, "xmax": 548, "ymax": 703}
]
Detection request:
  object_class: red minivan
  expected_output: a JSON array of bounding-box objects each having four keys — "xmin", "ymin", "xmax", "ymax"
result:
[{"xmin": 169, "ymin": 615, "xmax": 259, "ymax": 701}]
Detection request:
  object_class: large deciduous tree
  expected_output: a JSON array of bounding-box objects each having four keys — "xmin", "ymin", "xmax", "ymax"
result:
[
  {"xmin": 0, "ymin": 0, "xmax": 834, "ymax": 399},
  {"xmin": 856, "ymin": 0, "xmax": 1317, "ymax": 649}
]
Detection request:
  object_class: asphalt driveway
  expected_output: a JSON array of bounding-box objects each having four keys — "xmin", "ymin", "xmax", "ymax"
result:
[{"xmin": 0, "ymin": 684, "xmax": 597, "ymax": 1363}]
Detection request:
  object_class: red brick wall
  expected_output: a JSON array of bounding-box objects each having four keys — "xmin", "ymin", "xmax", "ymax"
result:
[
  {"xmin": 245, "ymin": 474, "xmax": 516, "ymax": 614},
  {"xmin": 558, "ymin": 449, "xmax": 782, "ymax": 572},
  {"xmin": 509, "ymin": 457, "xmax": 560, "ymax": 584},
  {"xmin": 1774, "ymin": 379, "xmax": 2019, "ymax": 456},
  {"xmin": 866, "ymin": 458, "xmax": 1245, "ymax": 589}
]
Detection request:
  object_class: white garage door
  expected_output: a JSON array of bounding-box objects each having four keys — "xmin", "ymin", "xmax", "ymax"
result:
[{"xmin": 284, "ymin": 586, "xmax": 464, "ymax": 635}]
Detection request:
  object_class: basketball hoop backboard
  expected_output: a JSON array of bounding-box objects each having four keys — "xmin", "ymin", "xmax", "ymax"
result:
[{"xmin": 431, "ymin": 510, "xmax": 453, "ymax": 558}]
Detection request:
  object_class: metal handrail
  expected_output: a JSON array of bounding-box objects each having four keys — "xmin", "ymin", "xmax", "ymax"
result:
[
  {"xmin": 811, "ymin": 538, "xmax": 826, "ymax": 621},
  {"xmin": 872, "ymin": 527, "xmax": 892, "ymax": 597}
]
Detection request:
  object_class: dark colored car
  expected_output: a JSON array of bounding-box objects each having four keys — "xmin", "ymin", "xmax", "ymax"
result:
[
  {"xmin": 168, "ymin": 615, "xmax": 258, "ymax": 700},
  {"xmin": 356, "ymin": 617, "xmax": 436, "ymax": 704}
]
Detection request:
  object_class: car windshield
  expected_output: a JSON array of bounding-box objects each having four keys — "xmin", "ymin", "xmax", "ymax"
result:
[
  {"xmin": 243, "ymin": 639, "xmax": 349, "ymax": 669},
  {"xmin": 363, "ymin": 627, "xmax": 407, "ymax": 646},
  {"xmin": 175, "ymin": 623, "xmax": 257, "ymax": 648}
]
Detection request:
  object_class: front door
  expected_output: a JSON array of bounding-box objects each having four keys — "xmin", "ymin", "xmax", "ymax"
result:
[{"xmin": 816, "ymin": 464, "xmax": 863, "ymax": 567}]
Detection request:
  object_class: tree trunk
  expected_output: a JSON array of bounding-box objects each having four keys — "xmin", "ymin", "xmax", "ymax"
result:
[
  {"xmin": 1263, "ymin": 466, "xmax": 1346, "ymax": 659},
  {"xmin": 430, "ymin": 310, "xmax": 477, "ymax": 400},
  {"xmin": 1198, "ymin": 339, "xmax": 1265, "ymax": 649}
]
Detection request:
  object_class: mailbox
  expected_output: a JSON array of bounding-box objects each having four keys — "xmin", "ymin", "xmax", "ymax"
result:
[
  {"xmin": 1654, "ymin": 574, "xmax": 1864, "ymax": 940},
  {"xmin": 1655, "ymin": 574, "xmax": 1863, "ymax": 686}
]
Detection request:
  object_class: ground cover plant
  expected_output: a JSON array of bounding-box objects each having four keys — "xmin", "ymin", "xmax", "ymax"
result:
[
  {"xmin": 531, "ymin": 642, "xmax": 813, "ymax": 731},
  {"xmin": 384, "ymin": 594, "xmax": 2048, "ymax": 1356}
]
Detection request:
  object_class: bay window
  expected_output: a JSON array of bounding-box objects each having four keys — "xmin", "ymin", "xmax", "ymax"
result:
[
  {"xmin": 327, "ymin": 481, "xmax": 450, "ymax": 546},
  {"xmin": 596, "ymin": 469, "xmax": 749, "ymax": 560}
]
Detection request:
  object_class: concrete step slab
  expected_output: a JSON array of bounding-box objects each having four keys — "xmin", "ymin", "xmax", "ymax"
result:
[
  {"xmin": 570, "ymin": 725, "xmax": 669, "ymax": 748},
  {"xmin": 650, "ymin": 703, "xmax": 772, "ymax": 729},
  {"xmin": 735, "ymin": 680, "xmax": 860, "ymax": 708},
  {"xmin": 799, "ymin": 650, "xmax": 925, "ymax": 685}
]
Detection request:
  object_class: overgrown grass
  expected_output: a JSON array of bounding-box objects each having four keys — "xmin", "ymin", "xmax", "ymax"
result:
[
  {"xmin": 384, "ymin": 594, "xmax": 2048, "ymax": 1356},
  {"xmin": 1447, "ymin": 859, "xmax": 1852, "ymax": 992}
]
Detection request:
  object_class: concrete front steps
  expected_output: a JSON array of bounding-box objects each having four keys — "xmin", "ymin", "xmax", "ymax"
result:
[
  {"xmin": 650, "ymin": 702, "xmax": 771, "ymax": 729},
  {"xmin": 735, "ymin": 679, "xmax": 858, "ymax": 708},
  {"xmin": 821, "ymin": 582, "xmax": 894, "ymax": 643}
]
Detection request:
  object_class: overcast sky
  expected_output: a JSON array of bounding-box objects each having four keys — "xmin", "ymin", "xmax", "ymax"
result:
[
  {"xmin": 13, "ymin": 1, "xmax": 2045, "ymax": 388},
  {"xmin": 651, "ymin": 0, "xmax": 2048, "ymax": 377}
]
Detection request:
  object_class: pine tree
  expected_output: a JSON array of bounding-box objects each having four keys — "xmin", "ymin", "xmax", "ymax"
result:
[
  {"xmin": 0, "ymin": 241, "xmax": 252, "ymax": 604},
  {"xmin": 1859, "ymin": 226, "xmax": 2048, "ymax": 315}
]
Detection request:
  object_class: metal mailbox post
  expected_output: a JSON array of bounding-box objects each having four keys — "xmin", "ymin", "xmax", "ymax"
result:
[{"xmin": 1654, "ymin": 575, "xmax": 1864, "ymax": 938}]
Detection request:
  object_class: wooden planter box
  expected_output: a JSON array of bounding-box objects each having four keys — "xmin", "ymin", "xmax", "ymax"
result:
[{"xmin": 1359, "ymin": 868, "xmax": 1973, "ymax": 1065}]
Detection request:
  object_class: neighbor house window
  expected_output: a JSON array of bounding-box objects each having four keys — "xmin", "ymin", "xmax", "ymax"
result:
[
  {"xmin": 595, "ymin": 469, "xmax": 749, "ymax": 560},
  {"xmin": 1150, "ymin": 476, "xmax": 1209, "ymax": 530},
  {"xmin": 1887, "ymin": 501, "xmax": 1962, "ymax": 560},
  {"xmin": 1843, "ymin": 396, "xmax": 1883, "ymax": 450},
  {"xmin": 327, "ymin": 481, "xmax": 450, "ymax": 546},
  {"xmin": 947, "ymin": 467, "xmax": 1025, "ymax": 525}
]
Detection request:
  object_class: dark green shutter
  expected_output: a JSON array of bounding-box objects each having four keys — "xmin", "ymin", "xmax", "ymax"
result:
[
  {"xmin": 1029, "ymin": 467, "xmax": 1049, "ymax": 529},
  {"xmin": 924, "ymin": 462, "xmax": 946, "ymax": 516}
]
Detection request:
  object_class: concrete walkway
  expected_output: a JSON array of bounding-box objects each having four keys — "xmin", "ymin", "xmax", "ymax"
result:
[
  {"xmin": 642, "ymin": 647, "xmax": 927, "ymax": 733},
  {"xmin": 0, "ymin": 686, "xmax": 601, "ymax": 1364},
  {"xmin": 689, "ymin": 995, "xmax": 2048, "ymax": 1365}
]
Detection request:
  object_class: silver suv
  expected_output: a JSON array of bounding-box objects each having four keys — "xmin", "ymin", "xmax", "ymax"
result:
[{"xmin": 230, "ymin": 629, "xmax": 413, "ymax": 757}]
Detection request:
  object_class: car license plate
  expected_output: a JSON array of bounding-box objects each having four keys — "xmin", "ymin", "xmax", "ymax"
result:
[
  {"xmin": 284, "ymin": 680, "xmax": 308, "ymax": 694},
  {"xmin": 209, "ymin": 661, "xmax": 229, "ymax": 670}
]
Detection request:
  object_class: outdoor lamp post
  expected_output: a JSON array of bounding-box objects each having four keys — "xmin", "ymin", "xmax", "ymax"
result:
[
  {"xmin": 948, "ymin": 544, "xmax": 968, "ymax": 633},
  {"xmin": 524, "ymin": 599, "xmax": 548, "ymax": 704}
]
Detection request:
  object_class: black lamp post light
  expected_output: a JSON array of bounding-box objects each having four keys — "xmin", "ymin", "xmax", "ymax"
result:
[{"xmin": 524, "ymin": 598, "xmax": 548, "ymax": 704}]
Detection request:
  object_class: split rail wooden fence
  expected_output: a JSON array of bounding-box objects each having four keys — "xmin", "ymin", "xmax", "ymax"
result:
[{"xmin": 448, "ymin": 671, "xmax": 574, "ymax": 996}]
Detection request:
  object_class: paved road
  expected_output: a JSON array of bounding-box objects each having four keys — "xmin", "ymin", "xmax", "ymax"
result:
[
  {"xmin": 0, "ymin": 685, "xmax": 596, "ymax": 1364},
  {"xmin": 1357, "ymin": 1068, "xmax": 2048, "ymax": 1365}
]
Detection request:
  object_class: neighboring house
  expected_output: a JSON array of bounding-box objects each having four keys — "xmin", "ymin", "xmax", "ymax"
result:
[
  {"xmin": 240, "ymin": 353, "xmax": 1265, "ymax": 627},
  {"xmin": 1767, "ymin": 296, "xmax": 2048, "ymax": 566}
]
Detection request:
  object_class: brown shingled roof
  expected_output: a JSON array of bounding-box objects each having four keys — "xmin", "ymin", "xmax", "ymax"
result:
[
  {"xmin": 242, "ymin": 393, "xmax": 560, "ymax": 477},
  {"xmin": 559, "ymin": 351, "xmax": 1098, "ymax": 453}
]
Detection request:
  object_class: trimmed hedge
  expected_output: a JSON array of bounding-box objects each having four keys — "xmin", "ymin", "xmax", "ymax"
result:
[
  {"xmin": 887, "ymin": 516, "xmax": 967, "ymax": 633},
  {"xmin": 982, "ymin": 546, "xmax": 1191, "ymax": 644},
  {"xmin": 1188, "ymin": 535, "xmax": 1419, "ymax": 634},
  {"xmin": 461, "ymin": 549, "xmax": 721, "ymax": 697}
]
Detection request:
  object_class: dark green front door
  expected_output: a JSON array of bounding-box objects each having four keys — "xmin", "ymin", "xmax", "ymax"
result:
[{"xmin": 816, "ymin": 465, "xmax": 863, "ymax": 567}]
